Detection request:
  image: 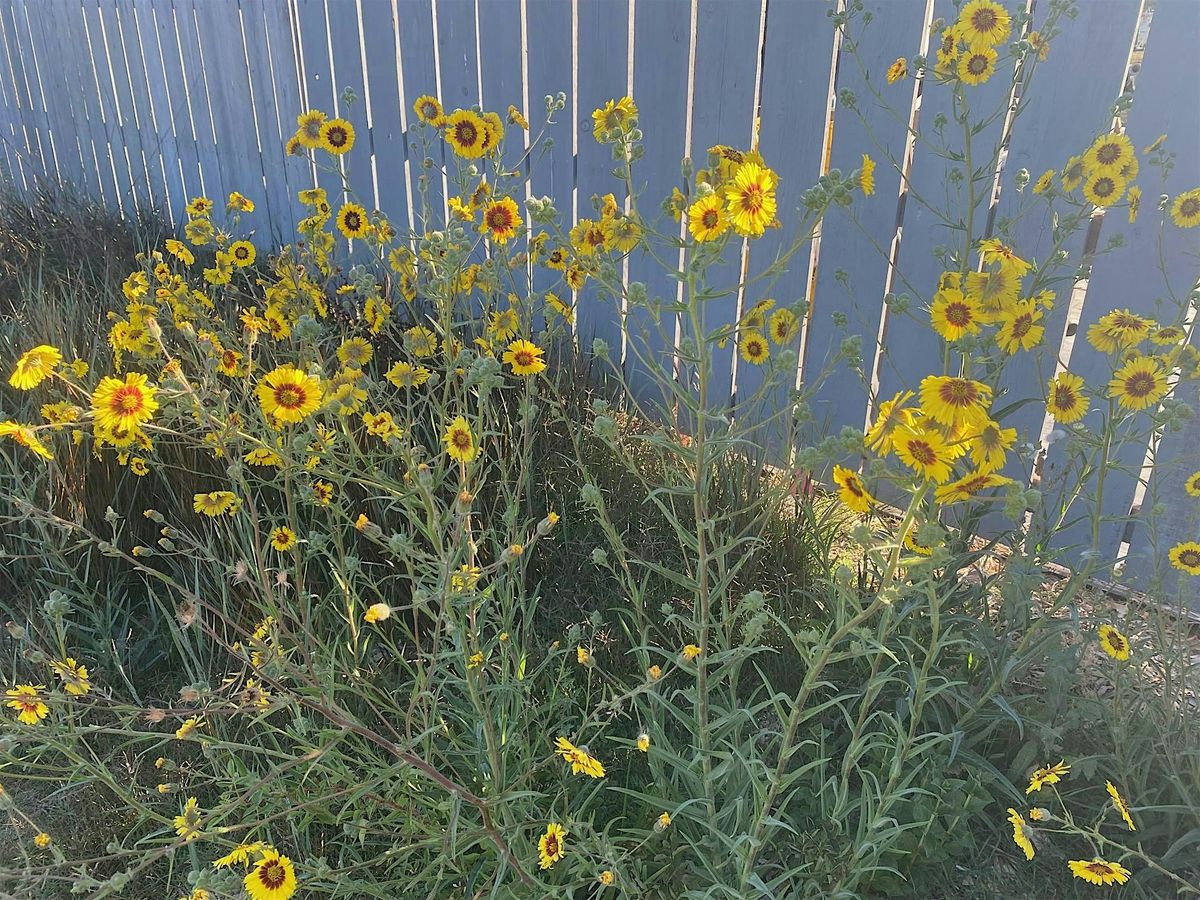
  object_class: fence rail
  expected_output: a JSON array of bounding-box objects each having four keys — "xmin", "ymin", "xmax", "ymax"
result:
[{"xmin": 0, "ymin": 0, "xmax": 1198, "ymax": 595}]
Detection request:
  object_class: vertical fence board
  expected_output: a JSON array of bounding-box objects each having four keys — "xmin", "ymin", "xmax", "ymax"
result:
[
  {"xmin": 0, "ymin": 0, "xmax": 40, "ymax": 187},
  {"xmin": 99, "ymin": 0, "xmax": 155, "ymax": 208},
  {"xmin": 806, "ymin": 2, "xmax": 929, "ymax": 463},
  {"xmin": 169, "ymin": 0, "xmax": 221, "ymax": 204},
  {"xmin": 325, "ymin": 0, "xmax": 375, "ymax": 212},
  {"xmin": 625, "ymin": 0, "xmax": 689, "ymax": 412},
  {"xmin": 26, "ymin": 1, "xmax": 87, "ymax": 192},
  {"xmin": 6, "ymin": 0, "xmax": 51, "ymax": 185},
  {"xmin": 116, "ymin": 0, "xmax": 171, "ymax": 214},
  {"xmin": 150, "ymin": 0, "xmax": 201, "ymax": 206},
  {"xmin": 357, "ymin": 0, "xmax": 410, "ymax": 228},
  {"xmin": 294, "ymin": 0, "xmax": 344, "ymax": 205},
  {"xmin": 130, "ymin": 0, "xmax": 185, "ymax": 221},
  {"xmin": 573, "ymin": 0, "xmax": 628, "ymax": 358},
  {"xmin": 0, "ymin": 36, "xmax": 16, "ymax": 189},
  {"xmin": 262, "ymin": 1, "xmax": 308, "ymax": 230},
  {"xmin": 61, "ymin": 0, "xmax": 117, "ymax": 205},
  {"xmin": 396, "ymin": 0, "xmax": 441, "ymax": 230},
  {"xmin": 82, "ymin": 0, "xmax": 140, "ymax": 211},
  {"xmin": 1049, "ymin": 0, "xmax": 1200, "ymax": 570}
]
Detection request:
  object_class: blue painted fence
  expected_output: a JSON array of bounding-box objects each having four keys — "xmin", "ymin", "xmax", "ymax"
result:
[{"xmin": 0, "ymin": 0, "xmax": 1198, "ymax": 595}]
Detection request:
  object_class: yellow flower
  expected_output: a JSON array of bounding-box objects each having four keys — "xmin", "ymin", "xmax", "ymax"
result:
[
  {"xmin": 1169, "ymin": 541, "xmax": 1200, "ymax": 575},
  {"xmin": 598, "ymin": 870, "xmax": 615, "ymax": 886},
  {"xmin": 603, "ymin": 214, "xmax": 641, "ymax": 253},
  {"xmin": 0, "ymin": 421, "xmax": 54, "ymax": 461},
  {"xmin": 1046, "ymin": 371, "xmax": 1088, "ymax": 424},
  {"xmin": 1086, "ymin": 308, "xmax": 1153, "ymax": 353},
  {"xmin": 934, "ymin": 469, "xmax": 1012, "ymax": 504},
  {"xmin": 724, "ymin": 162, "xmax": 778, "ymax": 237},
  {"xmin": 311, "ymin": 480, "xmax": 334, "ymax": 505},
  {"xmin": 969, "ymin": 421, "xmax": 1016, "ymax": 472},
  {"xmin": 227, "ymin": 191, "xmax": 254, "ymax": 212},
  {"xmin": 244, "ymin": 850, "xmax": 298, "ymax": 900},
  {"xmin": 51, "ymin": 657, "xmax": 91, "ymax": 696},
  {"xmin": 1170, "ymin": 188, "xmax": 1200, "ymax": 228},
  {"xmin": 481, "ymin": 196, "xmax": 522, "ymax": 244},
  {"xmin": 570, "ymin": 218, "xmax": 608, "ymax": 255},
  {"xmin": 647, "ymin": 665, "xmax": 662, "ymax": 681},
  {"xmin": 554, "ymin": 736, "xmax": 606, "ymax": 778},
  {"xmin": 1082, "ymin": 171, "xmax": 1126, "ymax": 207},
  {"xmin": 256, "ymin": 365, "xmax": 322, "ymax": 424},
  {"xmin": 545, "ymin": 291, "xmax": 574, "ymax": 324},
  {"xmin": 1108, "ymin": 355, "xmax": 1167, "ymax": 411},
  {"xmin": 385, "ymin": 361, "xmax": 431, "ymax": 389},
  {"xmin": 229, "ymin": 240, "xmax": 256, "ymax": 267},
  {"xmin": 498, "ymin": 338, "xmax": 546, "ymax": 378},
  {"xmin": 507, "ymin": 104, "xmax": 528, "ymax": 129},
  {"xmin": 1105, "ymin": 781, "xmax": 1136, "ymax": 831},
  {"xmin": 185, "ymin": 195, "xmax": 214, "ymax": 218},
  {"xmin": 979, "ymin": 238, "xmax": 1030, "ymax": 276},
  {"xmin": 681, "ymin": 644, "xmax": 702, "ymax": 661},
  {"xmin": 1127, "ymin": 185, "xmax": 1142, "ymax": 222},
  {"xmin": 592, "ymin": 96, "xmax": 638, "ymax": 141},
  {"xmin": 5, "ymin": 685, "xmax": 49, "ymax": 724},
  {"xmin": 296, "ymin": 109, "xmax": 326, "ymax": 147},
  {"xmin": 9, "ymin": 345, "xmax": 61, "ymax": 389},
  {"xmin": 445, "ymin": 109, "xmax": 488, "ymax": 158},
  {"xmin": 1186, "ymin": 470, "xmax": 1200, "ymax": 497},
  {"xmin": 1067, "ymin": 859, "xmax": 1131, "ymax": 887},
  {"xmin": 336, "ymin": 203, "xmax": 369, "ymax": 239},
  {"xmin": 1026, "ymin": 760, "xmax": 1070, "ymax": 793},
  {"xmin": 688, "ymin": 194, "xmax": 728, "ymax": 242},
  {"xmin": 957, "ymin": 0, "xmax": 1011, "ymax": 45},
  {"xmin": 894, "ymin": 423, "xmax": 956, "ymax": 484},
  {"xmin": 405, "ymin": 325, "xmax": 439, "ymax": 358},
  {"xmin": 319, "ymin": 117, "xmax": 354, "ymax": 154},
  {"xmin": 92, "ymin": 372, "xmax": 159, "ymax": 434},
  {"xmin": 364, "ymin": 603, "xmax": 392, "ymax": 624},
  {"xmin": 656, "ymin": 811, "xmax": 672, "ymax": 831},
  {"xmin": 576, "ymin": 646, "xmax": 592, "ymax": 666},
  {"xmin": 363, "ymin": 410, "xmax": 402, "ymax": 441},
  {"xmin": 443, "ymin": 415, "xmax": 478, "ymax": 463},
  {"xmin": 768, "ymin": 308, "xmax": 800, "ymax": 344},
  {"xmin": 1006, "ymin": 808, "xmax": 1034, "ymax": 861},
  {"xmin": 1060, "ymin": 154, "xmax": 1086, "ymax": 192},
  {"xmin": 337, "ymin": 337, "xmax": 373, "ymax": 368},
  {"xmin": 886, "ymin": 58, "xmax": 907, "ymax": 84},
  {"xmin": 269, "ymin": 526, "xmax": 297, "ymax": 552},
  {"xmin": 184, "ymin": 217, "xmax": 215, "ymax": 245},
  {"xmin": 865, "ymin": 390, "xmax": 915, "ymax": 454},
  {"xmin": 1097, "ymin": 624, "xmax": 1130, "ymax": 661},
  {"xmin": 244, "ymin": 447, "xmax": 283, "ymax": 468},
  {"xmin": 832, "ymin": 464, "xmax": 874, "ymax": 513},
  {"xmin": 958, "ymin": 45, "xmax": 998, "ymax": 85},
  {"xmin": 738, "ymin": 330, "xmax": 770, "ymax": 365},
  {"xmin": 1032, "ymin": 169, "xmax": 1054, "ymax": 194},
  {"xmin": 173, "ymin": 796, "xmax": 203, "ymax": 841},
  {"xmin": 930, "ymin": 288, "xmax": 982, "ymax": 341},
  {"xmin": 859, "ymin": 153, "xmax": 876, "ymax": 196},
  {"xmin": 467, "ymin": 651, "xmax": 484, "ymax": 670},
  {"xmin": 1084, "ymin": 132, "xmax": 1134, "ymax": 177},
  {"xmin": 34, "ymin": 832, "xmax": 51, "ymax": 849},
  {"xmin": 994, "ymin": 300, "xmax": 1044, "ymax": 353},
  {"xmin": 175, "ymin": 716, "xmax": 202, "ymax": 740},
  {"xmin": 538, "ymin": 822, "xmax": 567, "ymax": 869},
  {"xmin": 636, "ymin": 732, "xmax": 650, "ymax": 752},
  {"xmin": 412, "ymin": 94, "xmax": 443, "ymax": 125},
  {"xmin": 919, "ymin": 375, "xmax": 992, "ymax": 430}
]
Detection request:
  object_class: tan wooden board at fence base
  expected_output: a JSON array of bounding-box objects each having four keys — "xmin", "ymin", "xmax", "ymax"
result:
[{"xmin": 0, "ymin": 0, "xmax": 1196, "ymax": 602}]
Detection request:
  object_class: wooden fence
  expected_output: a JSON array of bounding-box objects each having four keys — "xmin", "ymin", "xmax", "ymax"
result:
[{"xmin": 0, "ymin": 0, "xmax": 1198, "ymax": 594}]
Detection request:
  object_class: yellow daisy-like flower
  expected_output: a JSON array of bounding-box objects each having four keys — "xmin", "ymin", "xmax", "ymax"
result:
[
  {"xmin": 1105, "ymin": 781, "xmax": 1136, "ymax": 831},
  {"xmin": 318, "ymin": 117, "xmax": 354, "ymax": 154},
  {"xmin": 1086, "ymin": 308, "xmax": 1153, "ymax": 352},
  {"xmin": 244, "ymin": 850, "xmax": 298, "ymax": 900},
  {"xmin": 216, "ymin": 348, "xmax": 245, "ymax": 377},
  {"xmin": 738, "ymin": 330, "xmax": 770, "ymax": 365},
  {"xmin": 364, "ymin": 602, "xmax": 391, "ymax": 624},
  {"xmin": 832, "ymin": 464, "xmax": 874, "ymax": 513},
  {"xmin": 930, "ymin": 288, "xmax": 982, "ymax": 341},
  {"xmin": 859, "ymin": 153, "xmax": 876, "ymax": 196},
  {"xmin": 186, "ymin": 195, "xmax": 214, "ymax": 218},
  {"xmin": 173, "ymin": 796, "xmax": 202, "ymax": 841},
  {"xmin": 724, "ymin": 162, "xmax": 778, "ymax": 237},
  {"xmin": 545, "ymin": 291, "xmax": 574, "ymax": 324},
  {"xmin": 918, "ymin": 375, "xmax": 992, "ymax": 430},
  {"xmin": 384, "ymin": 361, "xmax": 431, "ymax": 389},
  {"xmin": 244, "ymin": 447, "xmax": 283, "ymax": 468},
  {"xmin": 769, "ymin": 308, "xmax": 800, "ymax": 344},
  {"xmin": 894, "ymin": 423, "xmax": 956, "ymax": 484},
  {"xmin": 1097, "ymin": 624, "xmax": 1130, "ymax": 661},
  {"xmin": 688, "ymin": 194, "xmax": 728, "ymax": 242},
  {"xmin": 979, "ymin": 238, "xmax": 1030, "ymax": 276},
  {"xmin": 1082, "ymin": 171, "xmax": 1126, "ymax": 208},
  {"xmin": 507, "ymin": 104, "xmax": 528, "ymax": 129},
  {"xmin": 445, "ymin": 109, "xmax": 488, "ymax": 158},
  {"xmin": 958, "ymin": 45, "xmax": 998, "ymax": 85},
  {"xmin": 1060, "ymin": 154, "xmax": 1086, "ymax": 192},
  {"xmin": 0, "ymin": 421, "xmax": 54, "ymax": 460},
  {"xmin": 336, "ymin": 337, "xmax": 373, "ymax": 368},
  {"xmin": 1170, "ymin": 188, "xmax": 1200, "ymax": 228},
  {"xmin": 934, "ymin": 469, "xmax": 1013, "ymax": 504},
  {"xmin": 1169, "ymin": 541, "xmax": 1200, "ymax": 575},
  {"xmin": 5, "ymin": 684, "xmax": 49, "ymax": 724},
  {"xmin": 34, "ymin": 832, "xmax": 51, "ymax": 849},
  {"xmin": 412, "ymin": 94, "xmax": 443, "ymax": 125},
  {"xmin": 1108, "ymin": 355, "xmax": 1167, "ymax": 411},
  {"xmin": 886, "ymin": 57, "xmax": 907, "ymax": 84},
  {"xmin": 269, "ymin": 526, "xmax": 297, "ymax": 553},
  {"xmin": 165, "ymin": 238, "xmax": 194, "ymax": 264},
  {"xmin": 1026, "ymin": 760, "xmax": 1070, "ymax": 793},
  {"xmin": 681, "ymin": 643, "xmax": 702, "ymax": 661},
  {"xmin": 443, "ymin": 415, "xmax": 478, "ymax": 463},
  {"xmin": 1067, "ymin": 859, "xmax": 1131, "ymax": 887},
  {"xmin": 994, "ymin": 300, "xmax": 1044, "ymax": 353},
  {"xmin": 502, "ymin": 339, "xmax": 547, "ymax": 377},
  {"xmin": 480, "ymin": 196, "xmax": 522, "ymax": 244},
  {"xmin": 554, "ymin": 736, "xmax": 606, "ymax": 778},
  {"xmin": 538, "ymin": 822, "xmax": 567, "ymax": 870},
  {"xmin": 1185, "ymin": 470, "xmax": 1200, "ymax": 496},
  {"xmin": 214, "ymin": 841, "xmax": 274, "ymax": 870},
  {"xmin": 193, "ymin": 490, "xmax": 236, "ymax": 517},
  {"xmin": 636, "ymin": 732, "xmax": 650, "ymax": 752},
  {"xmin": 92, "ymin": 372, "xmax": 159, "ymax": 434},
  {"xmin": 9, "ymin": 345, "xmax": 62, "ymax": 389},
  {"xmin": 51, "ymin": 657, "xmax": 91, "ymax": 696},
  {"xmin": 1084, "ymin": 132, "xmax": 1134, "ymax": 177},
  {"xmin": 296, "ymin": 109, "xmax": 326, "ymax": 148},
  {"xmin": 656, "ymin": 811, "xmax": 672, "ymax": 831},
  {"xmin": 311, "ymin": 480, "xmax": 334, "ymax": 505},
  {"xmin": 228, "ymin": 240, "xmax": 256, "ymax": 268},
  {"xmin": 404, "ymin": 325, "xmax": 439, "ymax": 358},
  {"xmin": 958, "ymin": 0, "xmax": 1011, "ymax": 46},
  {"xmin": 969, "ymin": 420, "xmax": 1016, "ymax": 472},
  {"xmin": 591, "ymin": 96, "xmax": 637, "ymax": 140},
  {"xmin": 1127, "ymin": 184, "xmax": 1141, "ymax": 222},
  {"xmin": 1006, "ymin": 808, "xmax": 1034, "ymax": 861},
  {"xmin": 256, "ymin": 365, "xmax": 322, "ymax": 424},
  {"xmin": 603, "ymin": 214, "xmax": 641, "ymax": 253},
  {"xmin": 1047, "ymin": 371, "xmax": 1088, "ymax": 423},
  {"xmin": 363, "ymin": 410, "xmax": 402, "ymax": 441},
  {"xmin": 1032, "ymin": 169, "xmax": 1054, "ymax": 194},
  {"xmin": 599, "ymin": 869, "xmax": 615, "ymax": 886},
  {"xmin": 865, "ymin": 390, "xmax": 916, "ymax": 454},
  {"xmin": 336, "ymin": 203, "xmax": 370, "ymax": 239}
]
